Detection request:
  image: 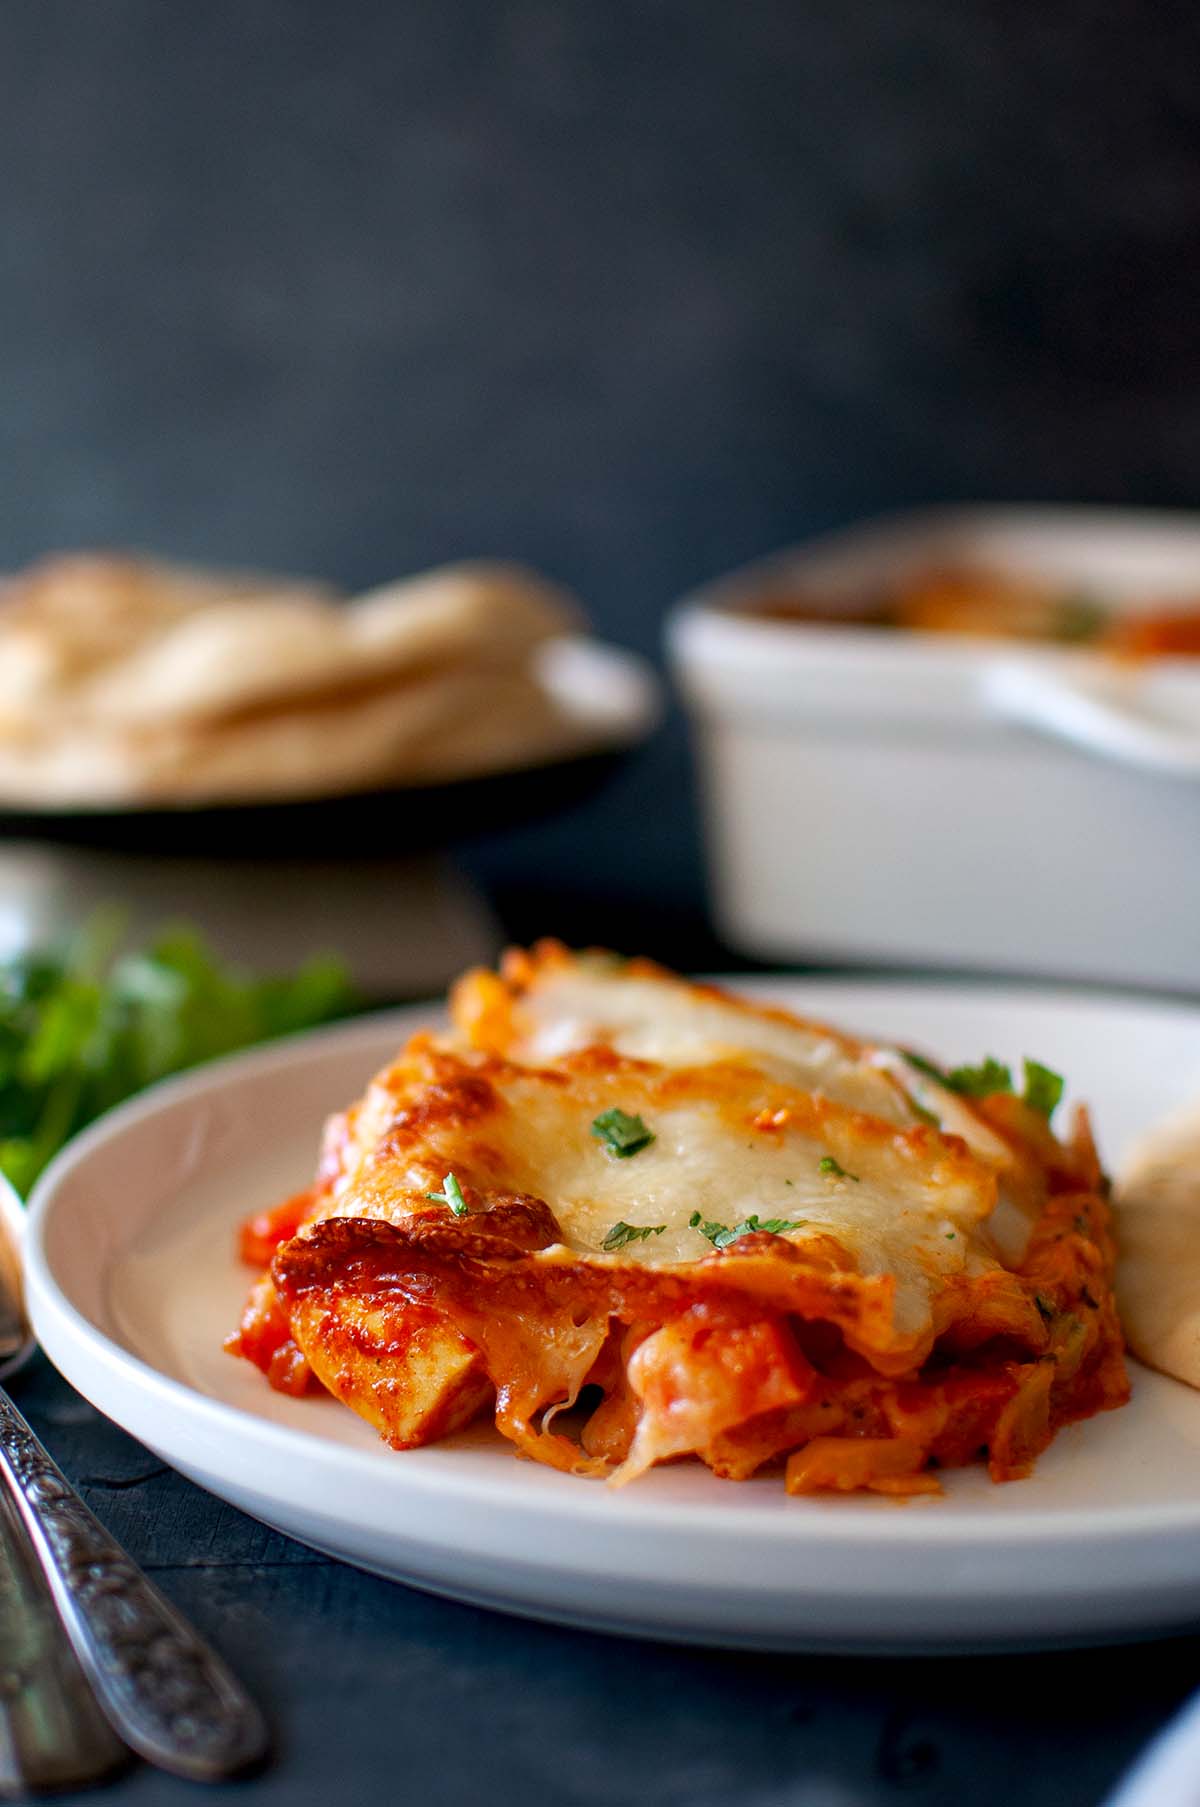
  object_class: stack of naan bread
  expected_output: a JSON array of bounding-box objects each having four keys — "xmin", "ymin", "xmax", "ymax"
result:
[{"xmin": 0, "ymin": 554, "xmax": 590, "ymax": 807}]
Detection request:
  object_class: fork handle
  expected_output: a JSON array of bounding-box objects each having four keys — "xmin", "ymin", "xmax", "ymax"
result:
[
  {"xmin": 0, "ymin": 1388, "xmax": 269, "ymax": 1782},
  {"xmin": 0, "ymin": 1483, "xmax": 128, "ymax": 1794}
]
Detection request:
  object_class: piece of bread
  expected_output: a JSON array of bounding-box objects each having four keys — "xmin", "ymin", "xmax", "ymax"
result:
[
  {"xmin": 1117, "ymin": 1104, "xmax": 1200, "ymax": 1386},
  {"xmin": 0, "ymin": 552, "xmax": 585, "ymax": 807}
]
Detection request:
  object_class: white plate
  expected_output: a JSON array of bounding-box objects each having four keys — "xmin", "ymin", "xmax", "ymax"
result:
[{"xmin": 22, "ymin": 980, "xmax": 1200, "ymax": 1654}]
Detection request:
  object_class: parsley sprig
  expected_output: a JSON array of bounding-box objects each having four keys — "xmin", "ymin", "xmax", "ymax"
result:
[
  {"xmin": 591, "ymin": 1108, "xmax": 655, "ymax": 1158},
  {"xmin": 688, "ymin": 1210, "xmax": 805, "ymax": 1250},
  {"xmin": 945, "ymin": 1056, "xmax": 1014, "ymax": 1098},
  {"xmin": 818, "ymin": 1155, "xmax": 859, "ymax": 1182},
  {"xmin": 0, "ymin": 913, "xmax": 357, "ymax": 1197},
  {"xmin": 425, "ymin": 1172, "xmax": 469, "ymax": 1217},
  {"xmin": 601, "ymin": 1220, "xmax": 666, "ymax": 1252},
  {"xmin": 1021, "ymin": 1059, "xmax": 1065, "ymax": 1119},
  {"xmin": 906, "ymin": 1049, "xmax": 1065, "ymax": 1121},
  {"xmin": 903, "ymin": 1051, "xmax": 947, "ymax": 1084}
]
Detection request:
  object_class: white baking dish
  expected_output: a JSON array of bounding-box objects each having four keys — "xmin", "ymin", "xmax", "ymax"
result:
[{"xmin": 667, "ymin": 507, "xmax": 1200, "ymax": 990}]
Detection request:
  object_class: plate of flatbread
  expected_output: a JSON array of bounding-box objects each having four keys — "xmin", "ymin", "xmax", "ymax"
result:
[{"xmin": 0, "ymin": 553, "xmax": 659, "ymax": 842}]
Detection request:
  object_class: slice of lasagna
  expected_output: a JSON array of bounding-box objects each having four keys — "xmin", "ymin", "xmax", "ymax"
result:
[{"xmin": 227, "ymin": 944, "xmax": 1128, "ymax": 1495}]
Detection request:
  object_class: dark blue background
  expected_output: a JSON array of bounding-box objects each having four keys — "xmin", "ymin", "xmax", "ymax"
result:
[
  {"xmin": 3, "ymin": 0, "xmax": 1199, "ymax": 930},
  {"xmin": 5, "ymin": 1, "xmax": 1200, "ymax": 603}
]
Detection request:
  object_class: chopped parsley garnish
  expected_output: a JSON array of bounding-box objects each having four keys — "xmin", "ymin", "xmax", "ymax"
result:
[
  {"xmin": 590, "ymin": 1107, "xmax": 655, "ymax": 1158},
  {"xmin": 1055, "ymin": 595, "xmax": 1106, "ymax": 644},
  {"xmin": 944, "ymin": 1056, "xmax": 1013, "ymax": 1098},
  {"xmin": 601, "ymin": 1220, "xmax": 666, "ymax": 1252},
  {"xmin": 688, "ymin": 1210, "xmax": 805, "ymax": 1250},
  {"xmin": 425, "ymin": 1172, "xmax": 469, "ymax": 1217},
  {"xmin": 903, "ymin": 1050, "xmax": 947, "ymax": 1084},
  {"xmin": 1022, "ymin": 1058, "xmax": 1064, "ymax": 1120},
  {"xmin": 939, "ymin": 1053, "xmax": 1066, "ymax": 1118},
  {"xmin": 901, "ymin": 1052, "xmax": 946, "ymax": 1123},
  {"xmin": 818, "ymin": 1155, "xmax": 859, "ymax": 1182},
  {"xmin": 583, "ymin": 949, "xmax": 630, "ymax": 972}
]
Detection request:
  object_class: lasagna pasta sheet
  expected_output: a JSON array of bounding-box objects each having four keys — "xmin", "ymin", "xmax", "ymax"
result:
[{"xmin": 228, "ymin": 945, "xmax": 1128, "ymax": 1496}]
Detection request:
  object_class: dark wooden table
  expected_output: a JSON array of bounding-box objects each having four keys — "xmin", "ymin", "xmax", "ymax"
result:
[{"xmin": 17, "ymin": 1345, "xmax": 1193, "ymax": 1807}]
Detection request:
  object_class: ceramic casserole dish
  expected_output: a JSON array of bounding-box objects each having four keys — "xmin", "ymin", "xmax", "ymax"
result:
[{"xmin": 667, "ymin": 506, "xmax": 1200, "ymax": 990}]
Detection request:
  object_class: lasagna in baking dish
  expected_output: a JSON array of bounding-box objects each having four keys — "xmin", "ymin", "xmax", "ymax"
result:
[{"xmin": 227, "ymin": 945, "xmax": 1129, "ymax": 1496}]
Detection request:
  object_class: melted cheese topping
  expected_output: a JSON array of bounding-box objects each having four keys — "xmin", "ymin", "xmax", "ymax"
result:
[
  {"xmin": 452, "ymin": 944, "xmax": 1042, "ymax": 1261},
  {"xmin": 329, "ymin": 1044, "xmax": 998, "ymax": 1342},
  {"xmin": 456, "ymin": 949, "xmax": 914, "ymax": 1123}
]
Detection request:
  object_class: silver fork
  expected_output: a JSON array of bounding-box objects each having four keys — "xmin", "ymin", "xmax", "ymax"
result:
[
  {"xmin": 0, "ymin": 1470, "xmax": 127, "ymax": 1794},
  {"xmin": 0, "ymin": 1178, "xmax": 268, "ymax": 1787}
]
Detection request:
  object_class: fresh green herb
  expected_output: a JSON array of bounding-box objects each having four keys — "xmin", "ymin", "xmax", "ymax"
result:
[
  {"xmin": 901, "ymin": 1051, "xmax": 947, "ymax": 1122},
  {"xmin": 0, "ymin": 914, "xmax": 357, "ymax": 1197},
  {"xmin": 944, "ymin": 1231, "xmax": 957, "ymax": 1241},
  {"xmin": 601, "ymin": 1220, "xmax": 666, "ymax": 1252},
  {"xmin": 1022, "ymin": 1058, "xmax": 1065, "ymax": 1120},
  {"xmin": 688, "ymin": 1210, "xmax": 805, "ymax": 1250},
  {"xmin": 590, "ymin": 1107, "xmax": 655, "ymax": 1158},
  {"xmin": 933, "ymin": 1050, "xmax": 1065, "ymax": 1119},
  {"xmin": 583, "ymin": 949, "xmax": 630, "ymax": 972},
  {"xmin": 1054, "ymin": 595, "xmax": 1106, "ymax": 644},
  {"xmin": 944, "ymin": 1057, "xmax": 1014, "ymax": 1098},
  {"xmin": 818, "ymin": 1155, "xmax": 859, "ymax": 1182},
  {"xmin": 903, "ymin": 1050, "xmax": 947, "ymax": 1084},
  {"xmin": 425, "ymin": 1172, "xmax": 469, "ymax": 1217}
]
